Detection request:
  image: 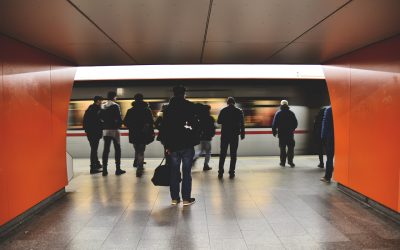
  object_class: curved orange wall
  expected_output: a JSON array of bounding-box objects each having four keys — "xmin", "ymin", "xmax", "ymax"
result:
[
  {"xmin": 0, "ymin": 35, "xmax": 76, "ymax": 225},
  {"xmin": 323, "ymin": 35, "xmax": 400, "ymax": 212}
]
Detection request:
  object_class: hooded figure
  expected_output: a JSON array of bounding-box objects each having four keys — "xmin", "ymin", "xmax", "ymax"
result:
[
  {"xmin": 272, "ymin": 100, "xmax": 298, "ymax": 167},
  {"xmin": 124, "ymin": 93, "xmax": 154, "ymax": 177}
]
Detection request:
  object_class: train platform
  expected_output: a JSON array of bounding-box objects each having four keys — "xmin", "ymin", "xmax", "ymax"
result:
[{"xmin": 1, "ymin": 156, "xmax": 400, "ymax": 249}]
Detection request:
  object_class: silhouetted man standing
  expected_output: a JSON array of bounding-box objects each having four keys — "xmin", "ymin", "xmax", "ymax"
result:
[
  {"xmin": 272, "ymin": 100, "xmax": 298, "ymax": 167},
  {"xmin": 101, "ymin": 91, "xmax": 126, "ymax": 176},
  {"xmin": 83, "ymin": 96, "xmax": 103, "ymax": 174},
  {"xmin": 217, "ymin": 97, "xmax": 245, "ymax": 179},
  {"xmin": 162, "ymin": 86, "xmax": 199, "ymax": 206},
  {"xmin": 124, "ymin": 93, "xmax": 154, "ymax": 177}
]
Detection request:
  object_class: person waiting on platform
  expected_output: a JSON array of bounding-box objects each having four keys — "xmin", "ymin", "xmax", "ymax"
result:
[
  {"xmin": 272, "ymin": 100, "xmax": 298, "ymax": 167},
  {"xmin": 217, "ymin": 97, "xmax": 245, "ymax": 179},
  {"xmin": 313, "ymin": 107, "xmax": 326, "ymax": 168},
  {"xmin": 101, "ymin": 91, "xmax": 126, "ymax": 176},
  {"xmin": 124, "ymin": 93, "xmax": 154, "ymax": 177},
  {"xmin": 82, "ymin": 95, "xmax": 104, "ymax": 174},
  {"xmin": 193, "ymin": 104, "xmax": 216, "ymax": 171},
  {"xmin": 162, "ymin": 86, "xmax": 200, "ymax": 206},
  {"xmin": 320, "ymin": 106, "xmax": 334, "ymax": 183}
]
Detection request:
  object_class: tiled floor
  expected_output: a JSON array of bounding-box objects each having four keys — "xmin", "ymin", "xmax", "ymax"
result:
[{"xmin": 1, "ymin": 156, "xmax": 400, "ymax": 249}]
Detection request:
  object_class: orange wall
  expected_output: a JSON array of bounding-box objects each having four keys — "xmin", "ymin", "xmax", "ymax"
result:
[
  {"xmin": 323, "ymin": 35, "xmax": 400, "ymax": 212},
  {"xmin": 0, "ymin": 35, "xmax": 76, "ymax": 225}
]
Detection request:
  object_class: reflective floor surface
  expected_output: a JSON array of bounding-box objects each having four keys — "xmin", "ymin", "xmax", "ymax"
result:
[{"xmin": 1, "ymin": 156, "xmax": 400, "ymax": 249}]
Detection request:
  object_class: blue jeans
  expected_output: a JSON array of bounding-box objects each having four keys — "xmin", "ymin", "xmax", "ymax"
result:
[{"xmin": 170, "ymin": 147, "xmax": 195, "ymax": 201}]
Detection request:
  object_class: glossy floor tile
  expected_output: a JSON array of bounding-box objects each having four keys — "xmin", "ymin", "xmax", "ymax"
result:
[{"xmin": 1, "ymin": 156, "xmax": 400, "ymax": 249}]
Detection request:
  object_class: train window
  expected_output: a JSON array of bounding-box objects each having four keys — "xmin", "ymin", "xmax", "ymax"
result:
[{"xmin": 68, "ymin": 98, "xmax": 280, "ymax": 130}]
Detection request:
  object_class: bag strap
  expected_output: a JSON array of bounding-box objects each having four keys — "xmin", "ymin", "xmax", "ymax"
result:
[{"xmin": 159, "ymin": 157, "xmax": 165, "ymax": 166}]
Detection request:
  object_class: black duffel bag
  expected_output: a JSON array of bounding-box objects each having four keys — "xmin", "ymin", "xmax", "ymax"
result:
[{"xmin": 151, "ymin": 158, "xmax": 181, "ymax": 186}]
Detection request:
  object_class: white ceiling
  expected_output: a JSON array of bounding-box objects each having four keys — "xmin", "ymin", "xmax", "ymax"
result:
[{"xmin": 0, "ymin": 0, "xmax": 398, "ymax": 66}]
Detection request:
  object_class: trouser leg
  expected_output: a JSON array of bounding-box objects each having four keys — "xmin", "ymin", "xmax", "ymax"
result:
[
  {"xmin": 112, "ymin": 136, "xmax": 121, "ymax": 169},
  {"xmin": 325, "ymin": 138, "xmax": 334, "ymax": 180},
  {"xmin": 219, "ymin": 139, "xmax": 229, "ymax": 174},
  {"xmin": 88, "ymin": 136, "xmax": 100, "ymax": 168},
  {"xmin": 203, "ymin": 141, "xmax": 211, "ymax": 166},
  {"xmin": 102, "ymin": 136, "xmax": 112, "ymax": 170},
  {"xmin": 134, "ymin": 144, "xmax": 146, "ymax": 169},
  {"xmin": 318, "ymin": 139, "xmax": 324, "ymax": 165},
  {"xmin": 169, "ymin": 151, "xmax": 182, "ymax": 200},
  {"xmin": 279, "ymin": 141, "xmax": 287, "ymax": 165},
  {"xmin": 229, "ymin": 136, "xmax": 239, "ymax": 174},
  {"xmin": 181, "ymin": 148, "xmax": 195, "ymax": 200}
]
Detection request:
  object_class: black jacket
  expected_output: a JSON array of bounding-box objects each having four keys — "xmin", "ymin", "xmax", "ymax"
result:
[
  {"xmin": 313, "ymin": 107, "xmax": 326, "ymax": 139},
  {"xmin": 162, "ymin": 97, "xmax": 200, "ymax": 151},
  {"xmin": 124, "ymin": 101, "xmax": 154, "ymax": 144},
  {"xmin": 272, "ymin": 106, "xmax": 298, "ymax": 137},
  {"xmin": 200, "ymin": 115, "xmax": 216, "ymax": 141},
  {"xmin": 217, "ymin": 105, "xmax": 245, "ymax": 139},
  {"xmin": 101, "ymin": 101, "xmax": 122, "ymax": 130},
  {"xmin": 82, "ymin": 104, "xmax": 103, "ymax": 138}
]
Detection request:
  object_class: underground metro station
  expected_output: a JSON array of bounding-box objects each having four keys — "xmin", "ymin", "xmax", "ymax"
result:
[{"xmin": 0, "ymin": 1, "xmax": 399, "ymax": 249}]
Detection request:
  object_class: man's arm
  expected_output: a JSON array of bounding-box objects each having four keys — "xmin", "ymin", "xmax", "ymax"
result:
[
  {"xmin": 272, "ymin": 111, "xmax": 279, "ymax": 137},
  {"xmin": 239, "ymin": 109, "xmax": 245, "ymax": 140}
]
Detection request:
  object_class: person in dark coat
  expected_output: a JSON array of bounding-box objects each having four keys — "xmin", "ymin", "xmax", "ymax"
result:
[
  {"xmin": 313, "ymin": 107, "xmax": 326, "ymax": 168},
  {"xmin": 193, "ymin": 105, "xmax": 216, "ymax": 171},
  {"xmin": 101, "ymin": 91, "xmax": 126, "ymax": 176},
  {"xmin": 217, "ymin": 97, "xmax": 245, "ymax": 179},
  {"xmin": 162, "ymin": 86, "xmax": 200, "ymax": 206},
  {"xmin": 272, "ymin": 100, "xmax": 298, "ymax": 167},
  {"xmin": 82, "ymin": 95, "xmax": 103, "ymax": 174},
  {"xmin": 320, "ymin": 106, "xmax": 334, "ymax": 183},
  {"xmin": 124, "ymin": 93, "xmax": 154, "ymax": 177}
]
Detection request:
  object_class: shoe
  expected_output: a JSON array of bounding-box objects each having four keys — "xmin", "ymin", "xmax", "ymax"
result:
[
  {"xmin": 102, "ymin": 170, "xmax": 108, "ymax": 176},
  {"xmin": 203, "ymin": 165, "xmax": 212, "ymax": 171},
  {"xmin": 318, "ymin": 164, "xmax": 324, "ymax": 168},
  {"xmin": 289, "ymin": 163, "xmax": 295, "ymax": 167},
  {"xmin": 115, "ymin": 169, "xmax": 126, "ymax": 175},
  {"xmin": 171, "ymin": 199, "xmax": 181, "ymax": 205},
  {"xmin": 280, "ymin": 163, "xmax": 285, "ymax": 167},
  {"xmin": 320, "ymin": 177, "xmax": 331, "ymax": 183},
  {"xmin": 136, "ymin": 168, "xmax": 144, "ymax": 177},
  {"xmin": 183, "ymin": 198, "xmax": 196, "ymax": 206},
  {"xmin": 229, "ymin": 174, "xmax": 235, "ymax": 179},
  {"xmin": 218, "ymin": 173, "xmax": 223, "ymax": 179},
  {"xmin": 90, "ymin": 169, "xmax": 102, "ymax": 174}
]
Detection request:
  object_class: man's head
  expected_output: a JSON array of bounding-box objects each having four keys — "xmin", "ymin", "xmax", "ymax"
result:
[
  {"xmin": 93, "ymin": 96, "xmax": 103, "ymax": 106},
  {"xmin": 227, "ymin": 97, "xmax": 236, "ymax": 105},
  {"xmin": 107, "ymin": 91, "xmax": 117, "ymax": 101},
  {"xmin": 134, "ymin": 93, "xmax": 144, "ymax": 102},
  {"xmin": 280, "ymin": 100, "xmax": 288, "ymax": 106},
  {"xmin": 173, "ymin": 85, "xmax": 186, "ymax": 98}
]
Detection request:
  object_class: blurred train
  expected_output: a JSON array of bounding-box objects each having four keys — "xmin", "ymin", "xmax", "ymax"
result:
[{"xmin": 67, "ymin": 79, "xmax": 330, "ymax": 158}]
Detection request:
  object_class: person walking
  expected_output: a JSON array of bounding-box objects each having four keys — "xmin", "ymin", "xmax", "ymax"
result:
[
  {"xmin": 101, "ymin": 91, "xmax": 126, "ymax": 176},
  {"xmin": 320, "ymin": 106, "xmax": 334, "ymax": 183},
  {"xmin": 272, "ymin": 100, "xmax": 298, "ymax": 167},
  {"xmin": 124, "ymin": 93, "xmax": 154, "ymax": 177},
  {"xmin": 313, "ymin": 107, "xmax": 326, "ymax": 168},
  {"xmin": 217, "ymin": 97, "xmax": 245, "ymax": 179},
  {"xmin": 162, "ymin": 86, "xmax": 200, "ymax": 206},
  {"xmin": 82, "ymin": 95, "xmax": 103, "ymax": 174}
]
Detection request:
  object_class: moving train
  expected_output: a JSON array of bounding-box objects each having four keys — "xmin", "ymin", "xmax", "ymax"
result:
[{"xmin": 67, "ymin": 79, "xmax": 330, "ymax": 158}]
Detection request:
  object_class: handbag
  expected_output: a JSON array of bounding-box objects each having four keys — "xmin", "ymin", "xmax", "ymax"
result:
[{"xmin": 151, "ymin": 158, "xmax": 181, "ymax": 186}]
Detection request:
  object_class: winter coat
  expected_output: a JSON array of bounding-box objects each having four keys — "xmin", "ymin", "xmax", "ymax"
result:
[
  {"xmin": 124, "ymin": 101, "xmax": 154, "ymax": 144},
  {"xmin": 217, "ymin": 105, "xmax": 245, "ymax": 139},
  {"xmin": 272, "ymin": 106, "xmax": 298, "ymax": 137},
  {"xmin": 82, "ymin": 104, "xmax": 103, "ymax": 139},
  {"xmin": 313, "ymin": 107, "xmax": 326, "ymax": 139},
  {"xmin": 200, "ymin": 115, "xmax": 216, "ymax": 141},
  {"xmin": 101, "ymin": 101, "xmax": 122, "ymax": 130},
  {"xmin": 162, "ymin": 97, "xmax": 200, "ymax": 151},
  {"xmin": 321, "ymin": 106, "xmax": 334, "ymax": 140}
]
